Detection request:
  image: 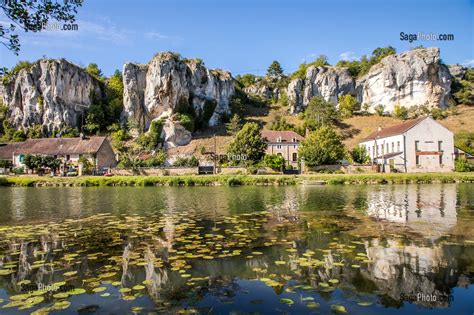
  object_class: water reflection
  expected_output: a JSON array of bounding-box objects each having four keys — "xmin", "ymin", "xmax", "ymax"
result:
[{"xmin": 0, "ymin": 184, "xmax": 472, "ymax": 314}]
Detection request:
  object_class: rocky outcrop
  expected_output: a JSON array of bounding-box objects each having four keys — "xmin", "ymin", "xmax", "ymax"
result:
[
  {"xmin": 1, "ymin": 59, "xmax": 102, "ymax": 134},
  {"xmin": 122, "ymin": 52, "xmax": 234, "ymax": 147},
  {"xmin": 448, "ymin": 64, "xmax": 467, "ymax": 81},
  {"xmin": 287, "ymin": 47, "xmax": 451, "ymax": 113},
  {"xmin": 358, "ymin": 47, "xmax": 451, "ymax": 112},
  {"xmin": 161, "ymin": 119, "xmax": 192, "ymax": 148},
  {"xmin": 244, "ymin": 84, "xmax": 277, "ymax": 100}
]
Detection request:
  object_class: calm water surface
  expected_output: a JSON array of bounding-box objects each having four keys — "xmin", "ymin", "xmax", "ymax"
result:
[{"xmin": 0, "ymin": 184, "xmax": 473, "ymax": 314}]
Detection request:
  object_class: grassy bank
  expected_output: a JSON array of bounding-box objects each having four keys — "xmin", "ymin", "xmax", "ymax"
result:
[{"xmin": 1, "ymin": 172, "xmax": 474, "ymax": 187}]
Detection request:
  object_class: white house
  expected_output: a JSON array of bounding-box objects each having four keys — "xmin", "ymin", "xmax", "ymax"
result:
[
  {"xmin": 261, "ymin": 131, "xmax": 304, "ymax": 167},
  {"xmin": 359, "ymin": 116, "xmax": 454, "ymax": 173}
]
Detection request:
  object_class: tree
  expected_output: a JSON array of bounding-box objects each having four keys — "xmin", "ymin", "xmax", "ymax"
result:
[
  {"xmin": 338, "ymin": 94, "xmax": 360, "ymax": 118},
  {"xmin": 27, "ymin": 125, "xmax": 43, "ymax": 139},
  {"xmin": 106, "ymin": 69, "xmax": 124, "ymax": 122},
  {"xmin": 454, "ymin": 131, "xmax": 474, "ymax": 155},
  {"xmin": 371, "ymin": 46, "xmax": 396, "ymax": 63},
  {"xmin": 393, "ymin": 104, "xmax": 408, "ymax": 120},
  {"xmin": 236, "ymin": 74, "xmax": 256, "ymax": 88},
  {"xmin": 264, "ymin": 154, "xmax": 285, "ymax": 171},
  {"xmin": 226, "ymin": 114, "xmax": 241, "ymax": 135},
  {"xmin": 351, "ymin": 145, "xmax": 370, "ymax": 164},
  {"xmin": 298, "ymin": 126, "xmax": 346, "ymax": 166},
  {"xmin": 173, "ymin": 156, "xmax": 199, "ymax": 167},
  {"xmin": 12, "ymin": 130, "xmax": 26, "ymax": 142},
  {"xmin": 267, "ymin": 60, "xmax": 283, "ymax": 78},
  {"xmin": 311, "ymin": 54, "xmax": 329, "ymax": 67},
  {"xmin": 226, "ymin": 122, "xmax": 267, "ymax": 165},
  {"xmin": 304, "ymin": 96, "xmax": 339, "ymax": 130},
  {"xmin": 1, "ymin": 0, "xmax": 82, "ymax": 54},
  {"xmin": 86, "ymin": 63, "xmax": 103, "ymax": 80}
]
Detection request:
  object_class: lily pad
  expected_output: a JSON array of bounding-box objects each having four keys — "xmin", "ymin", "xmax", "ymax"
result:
[
  {"xmin": 330, "ymin": 304, "xmax": 348, "ymax": 314},
  {"xmin": 280, "ymin": 298, "xmax": 294, "ymax": 305},
  {"xmin": 306, "ymin": 301, "xmax": 320, "ymax": 308},
  {"xmin": 53, "ymin": 301, "xmax": 71, "ymax": 310}
]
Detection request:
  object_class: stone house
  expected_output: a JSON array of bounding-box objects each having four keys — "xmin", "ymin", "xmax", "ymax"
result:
[
  {"xmin": 261, "ymin": 131, "xmax": 304, "ymax": 167},
  {"xmin": 359, "ymin": 116, "xmax": 454, "ymax": 173},
  {"xmin": 9, "ymin": 136, "xmax": 117, "ymax": 169}
]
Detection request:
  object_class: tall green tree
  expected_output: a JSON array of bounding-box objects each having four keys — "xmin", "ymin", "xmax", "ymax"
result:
[
  {"xmin": 267, "ymin": 60, "xmax": 284, "ymax": 78},
  {"xmin": 304, "ymin": 96, "xmax": 339, "ymax": 130},
  {"xmin": 106, "ymin": 69, "xmax": 124, "ymax": 122},
  {"xmin": 1, "ymin": 0, "xmax": 82, "ymax": 54},
  {"xmin": 338, "ymin": 94, "xmax": 360, "ymax": 118},
  {"xmin": 226, "ymin": 122, "xmax": 267, "ymax": 165},
  {"xmin": 226, "ymin": 114, "xmax": 241, "ymax": 135},
  {"xmin": 299, "ymin": 126, "xmax": 345, "ymax": 166}
]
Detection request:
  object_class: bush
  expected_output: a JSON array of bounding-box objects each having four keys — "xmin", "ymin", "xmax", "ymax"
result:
[
  {"xmin": 374, "ymin": 104, "xmax": 385, "ymax": 116},
  {"xmin": 226, "ymin": 122, "xmax": 267, "ymax": 165},
  {"xmin": 455, "ymin": 159, "xmax": 474, "ymax": 172},
  {"xmin": 264, "ymin": 154, "xmax": 285, "ymax": 171},
  {"xmin": 351, "ymin": 145, "xmax": 370, "ymax": 164},
  {"xmin": 173, "ymin": 156, "xmax": 199, "ymax": 167},
  {"xmin": 12, "ymin": 130, "xmax": 26, "ymax": 142},
  {"xmin": 299, "ymin": 126, "xmax": 346, "ymax": 166},
  {"xmin": 177, "ymin": 113, "xmax": 194, "ymax": 132},
  {"xmin": 393, "ymin": 104, "xmax": 408, "ymax": 120},
  {"xmin": 304, "ymin": 96, "xmax": 339, "ymax": 130},
  {"xmin": 338, "ymin": 94, "xmax": 360, "ymax": 118},
  {"xmin": 430, "ymin": 108, "xmax": 447, "ymax": 120}
]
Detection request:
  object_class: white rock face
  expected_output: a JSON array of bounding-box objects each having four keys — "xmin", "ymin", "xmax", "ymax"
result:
[
  {"xmin": 287, "ymin": 48, "xmax": 451, "ymax": 113},
  {"xmin": 358, "ymin": 47, "xmax": 451, "ymax": 112},
  {"xmin": 122, "ymin": 52, "xmax": 234, "ymax": 135},
  {"xmin": 1, "ymin": 59, "xmax": 102, "ymax": 134},
  {"xmin": 244, "ymin": 84, "xmax": 274, "ymax": 100},
  {"xmin": 161, "ymin": 119, "xmax": 192, "ymax": 148}
]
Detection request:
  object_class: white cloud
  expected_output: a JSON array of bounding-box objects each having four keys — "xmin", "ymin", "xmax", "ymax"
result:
[
  {"xmin": 339, "ymin": 51, "xmax": 358, "ymax": 61},
  {"xmin": 462, "ymin": 59, "xmax": 474, "ymax": 67},
  {"xmin": 145, "ymin": 32, "xmax": 169, "ymax": 40}
]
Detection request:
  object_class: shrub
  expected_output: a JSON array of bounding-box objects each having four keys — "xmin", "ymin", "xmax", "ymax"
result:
[
  {"xmin": 338, "ymin": 94, "xmax": 360, "ymax": 118},
  {"xmin": 299, "ymin": 126, "xmax": 346, "ymax": 166},
  {"xmin": 455, "ymin": 159, "xmax": 474, "ymax": 172},
  {"xmin": 264, "ymin": 154, "xmax": 285, "ymax": 171},
  {"xmin": 177, "ymin": 113, "xmax": 194, "ymax": 132},
  {"xmin": 351, "ymin": 145, "xmax": 370, "ymax": 164},
  {"xmin": 430, "ymin": 108, "xmax": 447, "ymax": 120},
  {"xmin": 393, "ymin": 104, "xmax": 408, "ymax": 120},
  {"xmin": 173, "ymin": 156, "xmax": 199, "ymax": 167},
  {"xmin": 374, "ymin": 104, "xmax": 385, "ymax": 116},
  {"xmin": 12, "ymin": 130, "xmax": 26, "ymax": 142}
]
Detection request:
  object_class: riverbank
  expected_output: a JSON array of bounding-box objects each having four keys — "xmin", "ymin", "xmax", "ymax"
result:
[{"xmin": 1, "ymin": 172, "xmax": 474, "ymax": 187}]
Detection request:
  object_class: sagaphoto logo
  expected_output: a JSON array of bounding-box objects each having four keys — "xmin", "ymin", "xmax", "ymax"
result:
[
  {"xmin": 43, "ymin": 22, "xmax": 79, "ymax": 31},
  {"xmin": 400, "ymin": 31, "xmax": 454, "ymax": 43}
]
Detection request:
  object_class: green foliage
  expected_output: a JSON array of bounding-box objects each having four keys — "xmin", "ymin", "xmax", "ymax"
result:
[
  {"xmin": 374, "ymin": 104, "xmax": 385, "ymax": 116},
  {"xmin": 291, "ymin": 55, "xmax": 329, "ymax": 80},
  {"xmin": 27, "ymin": 125, "xmax": 43, "ymax": 139},
  {"xmin": 143, "ymin": 150, "xmax": 167, "ymax": 167},
  {"xmin": 304, "ymin": 96, "xmax": 339, "ymax": 131},
  {"xmin": 430, "ymin": 107, "xmax": 447, "ymax": 120},
  {"xmin": 0, "ymin": 102, "xmax": 9, "ymax": 137},
  {"xmin": 269, "ymin": 115, "xmax": 304, "ymax": 135},
  {"xmin": 278, "ymin": 92, "xmax": 289, "ymax": 107},
  {"xmin": 23, "ymin": 154, "xmax": 61, "ymax": 172},
  {"xmin": 86, "ymin": 63, "xmax": 103, "ymax": 80},
  {"xmin": 264, "ymin": 154, "xmax": 285, "ymax": 171},
  {"xmin": 393, "ymin": 104, "xmax": 409, "ymax": 120},
  {"xmin": 235, "ymin": 74, "xmax": 256, "ymax": 88},
  {"xmin": 229, "ymin": 90, "xmax": 246, "ymax": 117},
  {"xmin": 351, "ymin": 145, "xmax": 370, "ymax": 164},
  {"xmin": 12, "ymin": 130, "xmax": 26, "ymax": 142},
  {"xmin": 78, "ymin": 155, "xmax": 93, "ymax": 174},
  {"xmin": 298, "ymin": 126, "xmax": 346, "ymax": 166},
  {"xmin": 177, "ymin": 113, "xmax": 194, "ymax": 132},
  {"xmin": 336, "ymin": 46, "xmax": 396, "ymax": 78},
  {"xmin": 2, "ymin": 61, "xmax": 32, "ymax": 83},
  {"xmin": 0, "ymin": 159, "xmax": 12, "ymax": 169},
  {"xmin": 226, "ymin": 122, "xmax": 267, "ymax": 165},
  {"xmin": 226, "ymin": 114, "xmax": 241, "ymax": 135},
  {"xmin": 455, "ymin": 159, "xmax": 474, "ymax": 172},
  {"xmin": 451, "ymin": 68, "xmax": 474, "ymax": 105},
  {"xmin": 137, "ymin": 119, "xmax": 164, "ymax": 150},
  {"xmin": 106, "ymin": 70, "xmax": 124, "ymax": 123},
  {"xmin": 0, "ymin": 0, "xmax": 82, "ymax": 55},
  {"xmin": 173, "ymin": 156, "xmax": 199, "ymax": 167},
  {"xmin": 338, "ymin": 94, "xmax": 360, "ymax": 118},
  {"xmin": 53, "ymin": 127, "xmax": 79, "ymax": 138},
  {"xmin": 455, "ymin": 131, "xmax": 474, "ymax": 155},
  {"xmin": 267, "ymin": 60, "xmax": 284, "ymax": 78}
]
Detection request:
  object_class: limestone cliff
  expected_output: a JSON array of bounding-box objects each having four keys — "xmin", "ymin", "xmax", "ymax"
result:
[
  {"xmin": 122, "ymin": 52, "xmax": 234, "ymax": 147},
  {"xmin": 1, "ymin": 59, "xmax": 102, "ymax": 134},
  {"xmin": 287, "ymin": 47, "xmax": 451, "ymax": 113}
]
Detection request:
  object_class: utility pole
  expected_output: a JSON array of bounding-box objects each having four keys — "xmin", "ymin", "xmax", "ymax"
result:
[{"xmin": 213, "ymin": 134, "xmax": 217, "ymax": 175}]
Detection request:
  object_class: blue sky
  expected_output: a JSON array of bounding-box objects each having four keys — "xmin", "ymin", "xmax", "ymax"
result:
[{"xmin": 1, "ymin": 0, "xmax": 473, "ymax": 76}]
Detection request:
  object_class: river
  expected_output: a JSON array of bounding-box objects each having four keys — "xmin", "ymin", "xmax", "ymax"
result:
[{"xmin": 0, "ymin": 184, "xmax": 473, "ymax": 314}]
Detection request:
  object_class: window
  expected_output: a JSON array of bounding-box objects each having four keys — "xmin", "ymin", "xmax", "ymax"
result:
[
  {"xmin": 66, "ymin": 155, "xmax": 70, "ymax": 161},
  {"xmin": 415, "ymin": 141, "xmax": 420, "ymax": 151},
  {"xmin": 277, "ymin": 145, "xmax": 282, "ymax": 149},
  {"xmin": 416, "ymin": 155, "xmax": 420, "ymax": 166},
  {"xmin": 292, "ymin": 152, "xmax": 297, "ymax": 162},
  {"xmin": 392, "ymin": 142, "xmax": 394, "ymax": 152},
  {"xmin": 386, "ymin": 143, "xmax": 389, "ymax": 153},
  {"xmin": 438, "ymin": 141, "xmax": 443, "ymax": 152},
  {"xmin": 397, "ymin": 141, "xmax": 400, "ymax": 152}
]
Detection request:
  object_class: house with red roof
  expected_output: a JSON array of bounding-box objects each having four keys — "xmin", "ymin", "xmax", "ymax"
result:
[
  {"xmin": 261, "ymin": 130, "xmax": 304, "ymax": 167},
  {"xmin": 359, "ymin": 116, "xmax": 454, "ymax": 173}
]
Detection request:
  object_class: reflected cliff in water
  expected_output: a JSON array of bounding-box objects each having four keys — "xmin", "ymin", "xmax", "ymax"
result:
[{"xmin": 0, "ymin": 184, "xmax": 473, "ymax": 314}]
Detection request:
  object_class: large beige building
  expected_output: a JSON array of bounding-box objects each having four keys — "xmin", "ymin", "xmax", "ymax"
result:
[
  {"xmin": 359, "ymin": 116, "xmax": 454, "ymax": 173},
  {"xmin": 261, "ymin": 131, "xmax": 304, "ymax": 167}
]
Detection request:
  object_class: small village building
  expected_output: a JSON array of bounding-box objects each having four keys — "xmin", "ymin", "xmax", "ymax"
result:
[
  {"xmin": 8, "ymin": 136, "xmax": 117, "ymax": 170},
  {"xmin": 359, "ymin": 116, "xmax": 454, "ymax": 173},
  {"xmin": 261, "ymin": 131, "xmax": 304, "ymax": 167}
]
